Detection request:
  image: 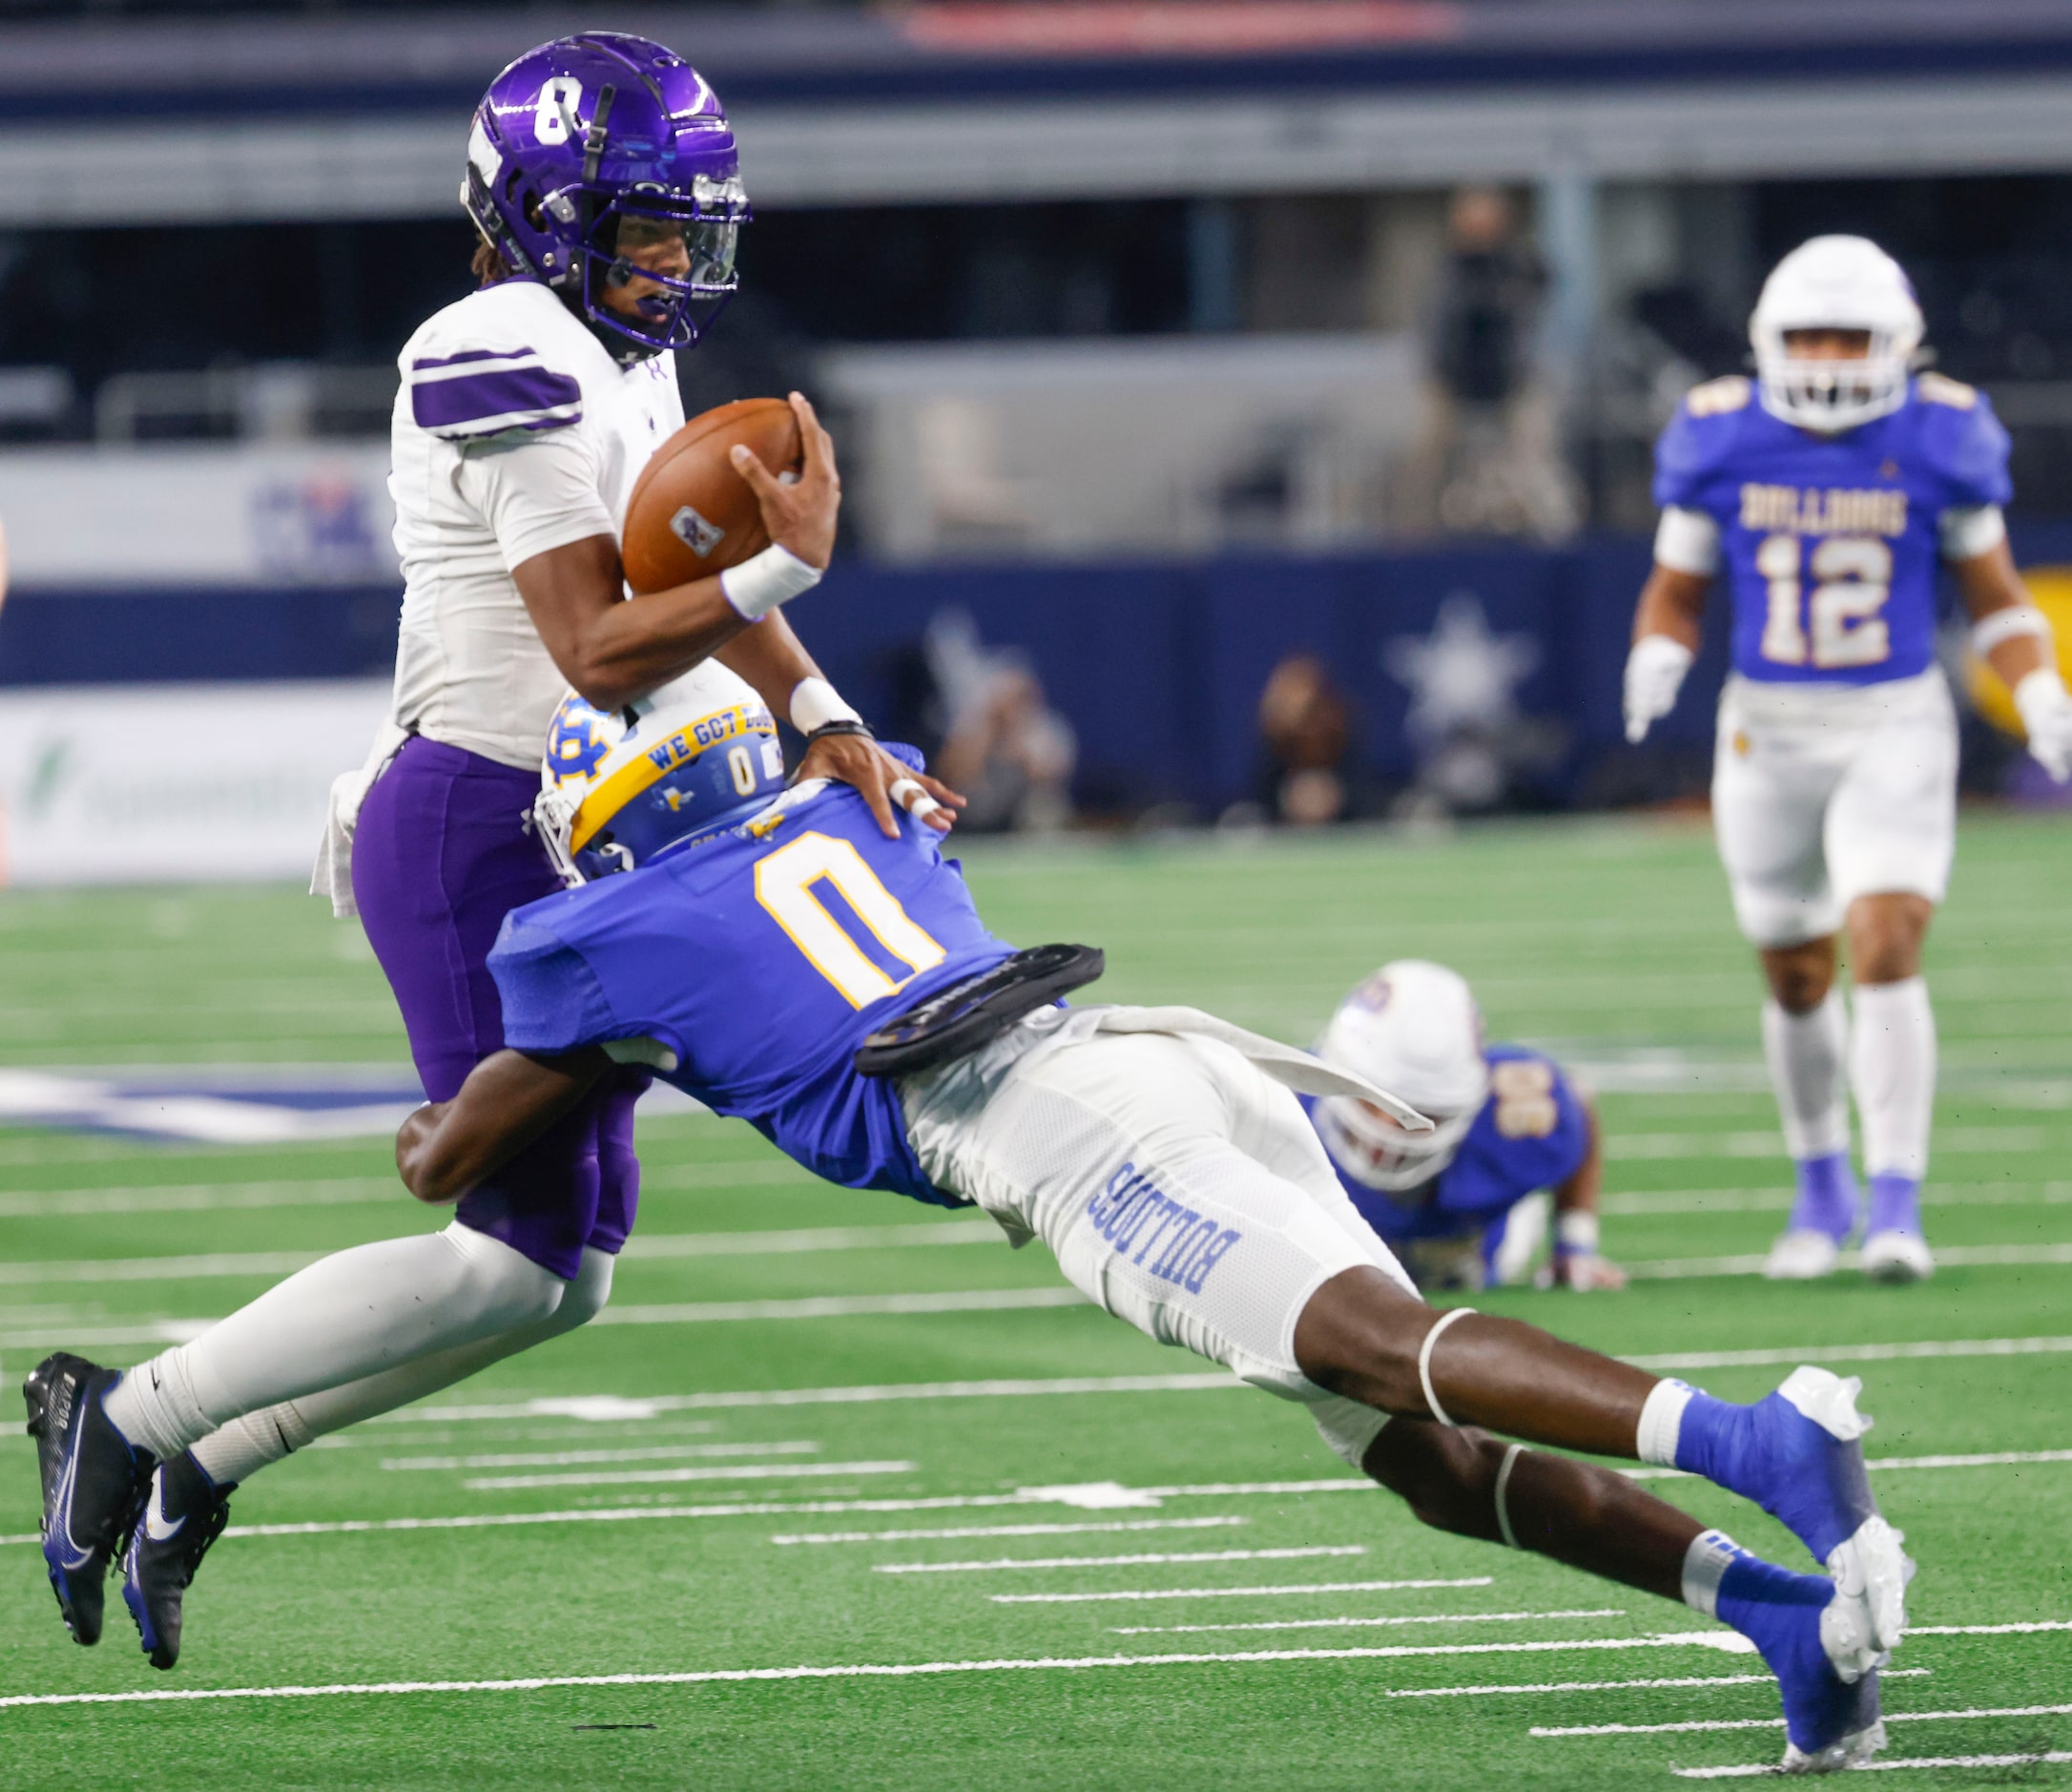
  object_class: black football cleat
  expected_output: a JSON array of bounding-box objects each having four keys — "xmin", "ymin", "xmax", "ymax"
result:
[
  {"xmin": 121, "ymin": 1451, "xmax": 234, "ymax": 1671},
  {"xmin": 23, "ymin": 1352, "xmax": 155, "ymax": 1646}
]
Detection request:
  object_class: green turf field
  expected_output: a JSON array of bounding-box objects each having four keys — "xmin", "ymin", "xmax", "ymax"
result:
[{"xmin": 1, "ymin": 813, "xmax": 2068, "ymax": 1790}]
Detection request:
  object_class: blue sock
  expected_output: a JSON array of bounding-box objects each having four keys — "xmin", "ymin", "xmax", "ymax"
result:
[
  {"xmin": 1866, "ymin": 1173, "xmax": 1920, "ymax": 1237},
  {"xmin": 1789, "ymin": 1150, "xmax": 1859, "ymax": 1240},
  {"xmin": 1670, "ymin": 1387, "xmax": 1748, "ymax": 1485},
  {"xmin": 1716, "ymin": 1549, "xmax": 1832, "ymax": 1630}
]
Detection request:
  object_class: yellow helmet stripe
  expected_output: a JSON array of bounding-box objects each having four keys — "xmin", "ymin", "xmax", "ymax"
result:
[{"xmin": 569, "ymin": 706, "xmax": 776, "ymax": 852}]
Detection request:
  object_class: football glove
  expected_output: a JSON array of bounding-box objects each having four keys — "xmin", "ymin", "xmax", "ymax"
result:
[
  {"xmin": 1623, "ymin": 635, "xmax": 1696, "ymax": 744},
  {"xmin": 2014, "ymin": 666, "xmax": 2072, "ymax": 782}
]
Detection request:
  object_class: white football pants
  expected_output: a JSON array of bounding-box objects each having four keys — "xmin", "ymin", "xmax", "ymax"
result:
[
  {"xmin": 901, "ymin": 1006, "xmax": 1416, "ymax": 1469},
  {"xmin": 1711, "ymin": 669, "xmax": 1957, "ymax": 948}
]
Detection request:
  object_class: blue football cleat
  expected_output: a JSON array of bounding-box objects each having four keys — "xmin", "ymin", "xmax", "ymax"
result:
[
  {"xmin": 23, "ymin": 1353, "xmax": 155, "ymax": 1647},
  {"xmin": 1681, "ymin": 1366, "xmax": 1912, "ymax": 1652},
  {"xmin": 1712, "ymin": 1541, "xmax": 1887, "ymax": 1773},
  {"xmin": 121, "ymin": 1450, "xmax": 235, "ymax": 1671}
]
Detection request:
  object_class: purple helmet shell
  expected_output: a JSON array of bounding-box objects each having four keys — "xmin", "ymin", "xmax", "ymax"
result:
[{"xmin": 464, "ymin": 32, "xmax": 749, "ymax": 354}]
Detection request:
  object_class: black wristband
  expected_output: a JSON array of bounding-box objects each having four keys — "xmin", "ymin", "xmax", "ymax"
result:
[{"xmin": 790, "ymin": 718, "xmax": 876, "ymax": 783}]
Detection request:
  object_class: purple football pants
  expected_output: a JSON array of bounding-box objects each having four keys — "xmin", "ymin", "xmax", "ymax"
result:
[{"xmin": 352, "ymin": 735, "xmax": 643, "ymax": 1281}]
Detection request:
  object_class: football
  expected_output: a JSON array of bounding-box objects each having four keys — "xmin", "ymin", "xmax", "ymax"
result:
[{"xmin": 620, "ymin": 396, "xmax": 804, "ymax": 594}]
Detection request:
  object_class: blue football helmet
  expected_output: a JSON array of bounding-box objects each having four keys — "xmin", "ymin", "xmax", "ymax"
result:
[{"xmin": 537, "ymin": 687, "xmax": 788, "ymax": 886}]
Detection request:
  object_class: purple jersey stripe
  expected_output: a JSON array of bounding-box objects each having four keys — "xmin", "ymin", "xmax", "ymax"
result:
[
  {"xmin": 411, "ymin": 365, "xmax": 582, "ymax": 433},
  {"xmin": 410, "ymin": 344, "xmax": 539, "ymax": 372}
]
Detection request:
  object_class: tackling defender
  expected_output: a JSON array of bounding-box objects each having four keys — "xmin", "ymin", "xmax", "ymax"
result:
[
  {"xmin": 1624, "ymin": 235, "xmax": 2072, "ymax": 1282},
  {"xmin": 1307, "ymin": 960, "xmax": 1622, "ymax": 1292},
  {"xmin": 27, "ymin": 31, "xmax": 957, "ymax": 1670},
  {"xmin": 32, "ymin": 691, "xmax": 1913, "ymax": 1770}
]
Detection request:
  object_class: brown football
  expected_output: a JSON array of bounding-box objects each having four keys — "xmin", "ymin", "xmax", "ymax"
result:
[{"xmin": 620, "ymin": 397, "xmax": 803, "ymax": 594}]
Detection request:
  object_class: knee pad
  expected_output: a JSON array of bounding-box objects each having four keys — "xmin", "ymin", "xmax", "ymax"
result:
[{"xmin": 443, "ymin": 1219, "xmax": 568, "ymax": 1329}]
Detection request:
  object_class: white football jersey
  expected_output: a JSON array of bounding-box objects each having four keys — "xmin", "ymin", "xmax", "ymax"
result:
[{"xmin": 385, "ymin": 280, "xmax": 687, "ymax": 770}]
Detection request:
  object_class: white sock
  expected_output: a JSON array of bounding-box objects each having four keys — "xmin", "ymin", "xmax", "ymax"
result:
[
  {"xmin": 185, "ymin": 1248, "xmax": 615, "ymax": 1488},
  {"xmin": 103, "ymin": 1221, "xmax": 566, "ymax": 1461},
  {"xmin": 1851, "ymin": 977, "xmax": 1936, "ymax": 1178},
  {"xmin": 1762, "ymin": 992, "xmax": 1850, "ymax": 1160},
  {"xmin": 1635, "ymin": 1379, "xmax": 1694, "ymax": 1468},
  {"xmin": 191, "ymin": 1406, "xmax": 315, "ymax": 1488},
  {"xmin": 1681, "ymin": 1528, "xmax": 1740, "ymax": 1617}
]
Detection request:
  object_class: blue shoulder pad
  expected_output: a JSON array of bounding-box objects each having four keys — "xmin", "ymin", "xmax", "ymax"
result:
[
  {"xmin": 405, "ymin": 344, "xmax": 584, "ymax": 442},
  {"xmin": 1652, "ymin": 376, "xmax": 1753, "ymax": 510},
  {"xmin": 1911, "ymin": 374, "xmax": 2012, "ymax": 509},
  {"xmin": 487, "ymin": 908, "xmax": 618, "ymax": 1056}
]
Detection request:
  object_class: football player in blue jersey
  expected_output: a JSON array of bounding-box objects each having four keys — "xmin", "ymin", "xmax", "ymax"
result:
[
  {"xmin": 1624, "ymin": 235, "xmax": 2072, "ymax": 1284},
  {"xmin": 30, "ymin": 687, "xmax": 1920, "ymax": 1769},
  {"xmin": 1306, "ymin": 960, "xmax": 1623, "ymax": 1293}
]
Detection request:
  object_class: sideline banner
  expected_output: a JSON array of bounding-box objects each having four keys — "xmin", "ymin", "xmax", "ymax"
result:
[{"xmin": 0, "ymin": 680, "xmax": 392, "ymax": 886}]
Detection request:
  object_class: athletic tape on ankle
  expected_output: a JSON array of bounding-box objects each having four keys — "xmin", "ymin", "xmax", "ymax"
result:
[
  {"xmin": 1635, "ymin": 1379, "xmax": 1695, "ymax": 1468},
  {"xmin": 1494, "ymin": 1443, "xmax": 1527, "ymax": 1550},
  {"xmin": 1681, "ymin": 1528, "xmax": 1740, "ymax": 1619},
  {"xmin": 1417, "ymin": 1305, "xmax": 1476, "ymax": 1428}
]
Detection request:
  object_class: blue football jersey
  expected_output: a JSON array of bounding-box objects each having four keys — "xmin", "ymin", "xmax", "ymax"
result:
[
  {"xmin": 1653, "ymin": 373, "xmax": 2011, "ymax": 686},
  {"xmin": 488, "ymin": 787, "xmax": 1016, "ymax": 1207},
  {"xmin": 1308, "ymin": 1045, "xmax": 1589, "ymax": 1249}
]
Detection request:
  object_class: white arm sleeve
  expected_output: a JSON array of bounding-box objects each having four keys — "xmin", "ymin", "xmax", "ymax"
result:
[
  {"xmin": 1652, "ymin": 506, "xmax": 1721, "ymax": 577},
  {"xmin": 1939, "ymin": 503, "xmax": 2007, "ymax": 563},
  {"xmin": 458, "ymin": 429, "xmax": 618, "ymax": 574}
]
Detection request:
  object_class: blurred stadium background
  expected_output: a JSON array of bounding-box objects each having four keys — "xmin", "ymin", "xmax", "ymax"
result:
[
  {"xmin": 9, "ymin": 0, "xmax": 2072, "ymax": 869},
  {"xmin": 4, "ymin": 7, "xmax": 2072, "ymax": 1785}
]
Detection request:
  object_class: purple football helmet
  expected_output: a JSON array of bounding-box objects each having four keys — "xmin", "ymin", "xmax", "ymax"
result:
[{"xmin": 463, "ymin": 32, "xmax": 749, "ymax": 354}]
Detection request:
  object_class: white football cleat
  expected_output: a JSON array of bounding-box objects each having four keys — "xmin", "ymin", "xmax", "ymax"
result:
[
  {"xmin": 1860, "ymin": 1230, "xmax": 1934, "ymax": 1284},
  {"xmin": 1766, "ymin": 1228, "xmax": 1842, "ymax": 1281}
]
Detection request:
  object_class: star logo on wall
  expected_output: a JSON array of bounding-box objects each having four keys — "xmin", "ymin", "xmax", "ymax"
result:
[{"xmin": 1382, "ymin": 592, "xmax": 1541, "ymax": 740}]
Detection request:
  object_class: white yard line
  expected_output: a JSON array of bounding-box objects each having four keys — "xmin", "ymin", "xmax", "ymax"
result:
[
  {"xmin": 0, "ymin": 1631, "xmax": 1771, "ymax": 1712},
  {"xmin": 8, "ymin": 1449, "xmax": 2067, "ymax": 1549},
  {"xmin": 1386, "ymin": 1671, "xmax": 1931, "ymax": 1700},
  {"xmin": 875, "ymin": 1546, "xmax": 1363, "ymax": 1575},
  {"xmin": 0, "ymin": 1222, "xmax": 1004, "ymax": 1286},
  {"xmin": 382, "ymin": 1442, "xmax": 821, "ymax": 1471},
  {"xmin": 379, "ymin": 1374, "xmax": 1236, "ymax": 1422},
  {"xmin": 1609, "ymin": 1128, "xmax": 2052, "ymax": 1161},
  {"xmin": 625, "ymin": 1222, "xmax": 1000, "ymax": 1258},
  {"xmin": 1629, "ymin": 1336, "xmax": 2072, "ymax": 1371},
  {"xmin": 1674, "ymin": 1753, "xmax": 2072, "ymax": 1780},
  {"xmin": 991, "ymin": 1577, "xmax": 1503, "ymax": 1607},
  {"xmin": 592, "ymin": 1289, "xmax": 1088, "ymax": 1325},
  {"xmin": 1113, "ymin": 1606, "xmax": 1626, "ymax": 1636},
  {"xmin": 462, "ymin": 1459, "xmax": 915, "ymax": 1490},
  {"xmin": 1537, "ymin": 1702, "xmax": 2072, "ymax": 1737},
  {"xmin": 1603, "ymin": 1183, "xmax": 2072, "ymax": 1218},
  {"xmin": 1624, "ymin": 1243, "xmax": 2072, "ymax": 1281},
  {"xmin": 772, "ymin": 1518, "xmax": 1246, "ymax": 1545}
]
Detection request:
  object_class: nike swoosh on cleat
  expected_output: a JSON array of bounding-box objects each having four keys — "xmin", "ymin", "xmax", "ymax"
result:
[
  {"xmin": 47, "ymin": 1443, "xmax": 97, "ymax": 1573},
  {"xmin": 142, "ymin": 1487, "xmax": 185, "ymax": 1546}
]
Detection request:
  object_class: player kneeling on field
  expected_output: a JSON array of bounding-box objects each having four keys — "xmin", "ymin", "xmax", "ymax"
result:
[
  {"xmin": 1307, "ymin": 960, "xmax": 1621, "ymax": 1292},
  {"xmin": 31, "ymin": 690, "xmax": 1908, "ymax": 1769}
]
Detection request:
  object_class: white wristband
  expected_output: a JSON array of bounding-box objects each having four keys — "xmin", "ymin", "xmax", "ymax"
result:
[
  {"xmin": 1554, "ymin": 1210, "xmax": 1600, "ymax": 1256},
  {"xmin": 1972, "ymin": 605, "xmax": 2052, "ymax": 659},
  {"xmin": 790, "ymin": 675, "xmax": 862, "ymax": 735},
  {"xmin": 720, "ymin": 544, "xmax": 822, "ymax": 621}
]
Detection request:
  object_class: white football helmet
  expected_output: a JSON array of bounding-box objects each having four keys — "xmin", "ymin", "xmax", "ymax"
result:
[
  {"xmin": 1314, "ymin": 960, "xmax": 1488, "ymax": 1193},
  {"xmin": 1750, "ymin": 235, "xmax": 1923, "ymax": 434}
]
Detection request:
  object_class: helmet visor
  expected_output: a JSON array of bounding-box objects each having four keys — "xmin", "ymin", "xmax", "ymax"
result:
[{"xmin": 583, "ymin": 181, "xmax": 749, "ymax": 349}]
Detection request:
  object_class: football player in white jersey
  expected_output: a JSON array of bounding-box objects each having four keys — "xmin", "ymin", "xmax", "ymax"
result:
[
  {"xmin": 24, "ymin": 33, "xmax": 951, "ymax": 1670},
  {"xmin": 1624, "ymin": 236, "xmax": 2072, "ymax": 1283}
]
